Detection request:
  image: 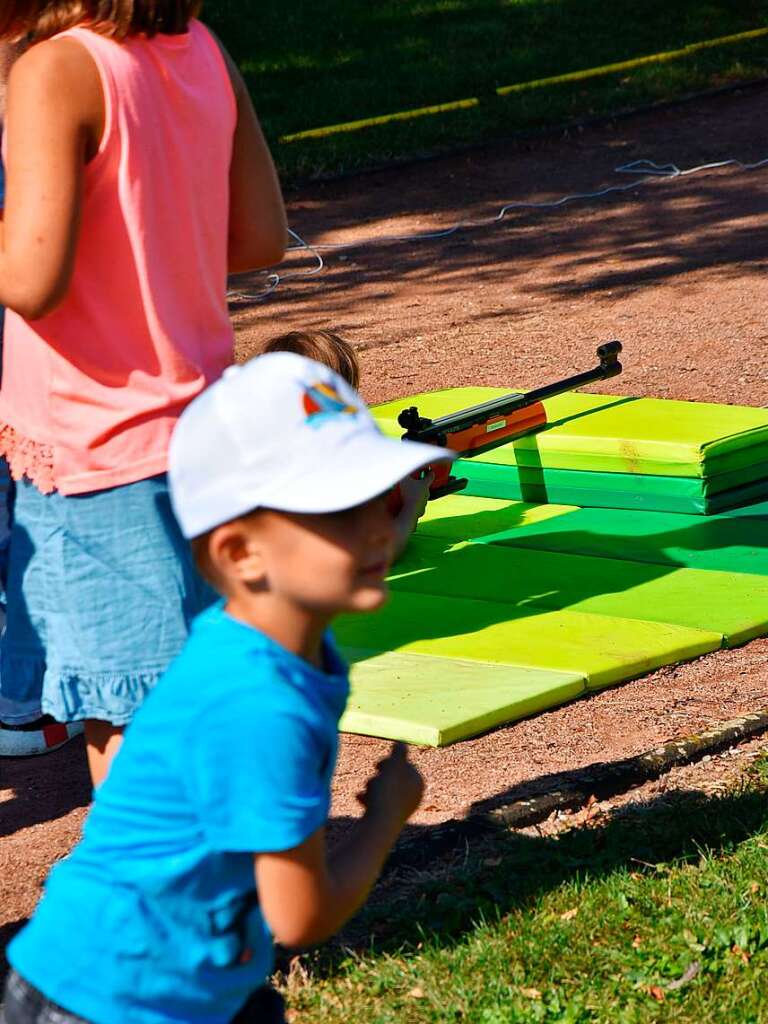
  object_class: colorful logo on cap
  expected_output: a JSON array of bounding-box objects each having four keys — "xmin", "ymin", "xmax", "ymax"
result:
[{"xmin": 303, "ymin": 380, "xmax": 359, "ymax": 428}]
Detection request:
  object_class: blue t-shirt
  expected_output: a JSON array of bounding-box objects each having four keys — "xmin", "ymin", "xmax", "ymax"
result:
[{"xmin": 10, "ymin": 603, "xmax": 349, "ymax": 1024}]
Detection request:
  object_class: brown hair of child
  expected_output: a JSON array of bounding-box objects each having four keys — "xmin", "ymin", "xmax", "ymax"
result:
[
  {"xmin": 0, "ymin": 0, "xmax": 202, "ymax": 42},
  {"xmin": 261, "ymin": 330, "xmax": 360, "ymax": 390}
]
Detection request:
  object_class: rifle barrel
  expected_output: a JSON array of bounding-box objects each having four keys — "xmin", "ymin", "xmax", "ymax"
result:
[{"xmin": 404, "ymin": 341, "xmax": 622, "ymax": 442}]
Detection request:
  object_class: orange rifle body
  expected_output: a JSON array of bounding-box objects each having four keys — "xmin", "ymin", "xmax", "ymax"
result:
[{"xmin": 389, "ymin": 341, "xmax": 623, "ymax": 513}]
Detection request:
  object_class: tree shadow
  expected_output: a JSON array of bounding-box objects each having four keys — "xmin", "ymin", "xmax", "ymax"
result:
[
  {"xmin": 208, "ymin": 0, "xmax": 768, "ymax": 145},
  {"xmin": 229, "ymin": 83, "xmax": 768, "ymax": 345},
  {"xmin": 419, "ymin": 498, "xmax": 768, "ymax": 571},
  {"xmin": 321, "ymin": 781, "xmax": 768, "ymax": 961},
  {"xmin": 0, "ymin": 736, "xmax": 91, "ymax": 840}
]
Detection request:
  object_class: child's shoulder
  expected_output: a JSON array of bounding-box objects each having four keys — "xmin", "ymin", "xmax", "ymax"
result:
[
  {"xmin": 162, "ymin": 604, "xmax": 341, "ymax": 721},
  {"xmin": 167, "ymin": 602, "xmax": 280, "ymax": 688}
]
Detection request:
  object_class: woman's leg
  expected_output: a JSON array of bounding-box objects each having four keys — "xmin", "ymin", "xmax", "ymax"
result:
[
  {"xmin": 3, "ymin": 476, "xmax": 214, "ymax": 777},
  {"xmin": 84, "ymin": 720, "xmax": 125, "ymax": 788},
  {"xmin": 5, "ymin": 475, "xmax": 215, "ymax": 778}
]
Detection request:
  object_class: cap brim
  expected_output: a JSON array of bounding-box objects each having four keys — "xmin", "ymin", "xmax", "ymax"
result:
[{"xmin": 261, "ymin": 432, "xmax": 455, "ymax": 514}]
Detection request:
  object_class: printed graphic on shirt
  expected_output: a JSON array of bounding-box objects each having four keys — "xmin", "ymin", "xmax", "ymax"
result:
[{"xmin": 302, "ymin": 381, "xmax": 359, "ymax": 428}]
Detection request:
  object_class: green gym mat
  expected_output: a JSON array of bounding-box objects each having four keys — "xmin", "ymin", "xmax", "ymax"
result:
[
  {"xmin": 417, "ymin": 494, "xmax": 768, "ymax": 575},
  {"xmin": 391, "ymin": 536, "xmax": 768, "ymax": 646},
  {"xmin": 334, "ymin": 493, "xmax": 768, "ymax": 745},
  {"xmin": 340, "ymin": 652, "xmax": 585, "ymax": 746},
  {"xmin": 458, "ymin": 460, "xmax": 768, "ymax": 514},
  {"xmin": 373, "ymin": 388, "xmax": 768, "ymax": 478},
  {"xmin": 335, "ymin": 592, "xmax": 721, "ymax": 693}
]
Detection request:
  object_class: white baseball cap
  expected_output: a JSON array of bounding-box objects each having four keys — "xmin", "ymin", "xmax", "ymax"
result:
[{"xmin": 169, "ymin": 351, "xmax": 455, "ymax": 538}]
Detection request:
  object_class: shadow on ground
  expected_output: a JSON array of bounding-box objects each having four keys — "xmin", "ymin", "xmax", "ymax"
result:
[
  {"xmin": 321, "ymin": 779, "xmax": 768, "ymax": 961},
  {"xmin": 0, "ymin": 736, "xmax": 90, "ymax": 840},
  {"xmin": 3, "ymin": 747, "xmax": 766, "ymax": 990},
  {"xmin": 230, "ymin": 83, "xmax": 768, "ymax": 334}
]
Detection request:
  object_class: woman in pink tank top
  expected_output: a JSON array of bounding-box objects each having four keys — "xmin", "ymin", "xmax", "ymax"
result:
[{"xmin": 0, "ymin": 0, "xmax": 287, "ymax": 784}]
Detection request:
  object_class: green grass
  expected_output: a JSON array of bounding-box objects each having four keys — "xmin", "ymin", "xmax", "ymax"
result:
[
  {"xmin": 281, "ymin": 754, "xmax": 768, "ymax": 1022},
  {"xmin": 203, "ymin": 1, "xmax": 768, "ymax": 182}
]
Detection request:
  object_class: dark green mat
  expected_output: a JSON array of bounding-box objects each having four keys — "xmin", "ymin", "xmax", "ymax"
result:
[
  {"xmin": 417, "ymin": 494, "xmax": 768, "ymax": 575},
  {"xmin": 459, "ymin": 460, "xmax": 768, "ymax": 514},
  {"xmin": 392, "ymin": 536, "xmax": 768, "ymax": 646}
]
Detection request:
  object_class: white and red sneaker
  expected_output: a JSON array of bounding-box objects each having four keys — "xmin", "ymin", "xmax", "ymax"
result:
[{"xmin": 0, "ymin": 716, "xmax": 84, "ymax": 757}]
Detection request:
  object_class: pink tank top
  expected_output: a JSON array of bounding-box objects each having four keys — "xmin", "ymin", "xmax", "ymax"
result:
[{"xmin": 0, "ymin": 21, "xmax": 237, "ymax": 494}]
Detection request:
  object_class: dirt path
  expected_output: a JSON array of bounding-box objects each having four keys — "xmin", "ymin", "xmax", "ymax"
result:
[{"xmin": 4, "ymin": 83, "xmax": 768, "ymax": 964}]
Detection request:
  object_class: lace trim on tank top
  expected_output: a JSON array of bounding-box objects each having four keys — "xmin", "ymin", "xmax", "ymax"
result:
[{"xmin": 0, "ymin": 422, "xmax": 56, "ymax": 494}]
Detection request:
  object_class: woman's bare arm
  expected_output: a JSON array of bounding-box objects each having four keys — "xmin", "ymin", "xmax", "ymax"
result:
[
  {"xmin": 0, "ymin": 38, "xmax": 102, "ymax": 318},
  {"xmin": 215, "ymin": 42, "xmax": 287, "ymax": 274}
]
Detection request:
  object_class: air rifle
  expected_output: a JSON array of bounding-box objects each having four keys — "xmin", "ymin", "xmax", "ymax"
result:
[{"xmin": 397, "ymin": 340, "xmax": 623, "ymax": 501}]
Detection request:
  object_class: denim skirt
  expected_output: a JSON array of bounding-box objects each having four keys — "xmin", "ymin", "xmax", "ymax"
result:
[{"xmin": 0, "ymin": 475, "xmax": 216, "ymax": 726}]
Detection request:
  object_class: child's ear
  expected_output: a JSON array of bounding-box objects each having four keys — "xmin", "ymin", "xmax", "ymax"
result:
[{"xmin": 208, "ymin": 521, "xmax": 267, "ymax": 587}]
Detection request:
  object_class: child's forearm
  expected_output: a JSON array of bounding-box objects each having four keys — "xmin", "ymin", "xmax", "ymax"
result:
[
  {"xmin": 256, "ymin": 809, "xmax": 410, "ymax": 948},
  {"xmin": 322, "ymin": 807, "xmax": 407, "ymax": 933},
  {"xmin": 257, "ymin": 744, "xmax": 423, "ymax": 948},
  {"xmin": 392, "ymin": 472, "xmax": 433, "ymax": 559}
]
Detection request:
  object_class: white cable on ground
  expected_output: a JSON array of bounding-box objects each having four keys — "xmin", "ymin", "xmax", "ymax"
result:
[
  {"xmin": 226, "ymin": 155, "xmax": 768, "ymax": 303},
  {"xmin": 227, "ymin": 227, "xmax": 325, "ymax": 303}
]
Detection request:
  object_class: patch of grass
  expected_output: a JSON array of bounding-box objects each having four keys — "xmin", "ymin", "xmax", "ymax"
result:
[
  {"xmin": 203, "ymin": 0, "xmax": 768, "ymax": 182},
  {"xmin": 282, "ymin": 755, "xmax": 768, "ymax": 1022}
]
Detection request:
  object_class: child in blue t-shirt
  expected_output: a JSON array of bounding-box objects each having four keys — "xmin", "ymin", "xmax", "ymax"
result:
[{"xmin": 3, "ymin": 352, "xmax": 453, "ymax": 1024}]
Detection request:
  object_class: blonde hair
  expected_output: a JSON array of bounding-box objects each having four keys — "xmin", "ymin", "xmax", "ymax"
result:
[
  {"xmin": 260, "ymin": 330, "xmax": 360, "ymax": 390},
  {"xmin": 0, "ymin": 0, "xmax": 202, "ymax": 41}
]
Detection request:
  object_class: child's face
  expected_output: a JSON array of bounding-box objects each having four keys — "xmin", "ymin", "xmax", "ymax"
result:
[{"xmin": 250, "ymin": 495, "xmax": 396, "ymax": 615}]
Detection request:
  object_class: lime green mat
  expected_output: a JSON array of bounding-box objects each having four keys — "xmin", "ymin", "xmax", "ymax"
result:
[
  {"xmin": 391, "ymin": 536, "xmax": 768, "ymax": 646},
  {"xmin": 336, "ymin": 592, "xmax": 721, "ymax": 693},
  {"xmin": 340, "ymin": 652, "xmax": 585, "ymax": 746},
  {"xmin": 418, "ymin": 494, "xmax": 577, "ymax": 538},
  {"xmin": 417, "ymin": 494, "xmax": 768, "ymax": 575},
  {"xmin": 373, "ymin": 388, "xmax": 768, "ymax": 478},
  {"xmin": 459, "ymin": 460, "xmax": 768, "ymax": 514}
]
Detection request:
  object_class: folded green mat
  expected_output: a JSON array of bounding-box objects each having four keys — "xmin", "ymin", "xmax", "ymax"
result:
[
  {"xmin": 340, "ymin": 652, "xmax": 586, "ymax": 746},
  {"xmin": 336, "ymin": 592, "xmax": 721, "ymax": 692},
  {"xmin": 459, "ymin": 460, "xmax": 768, "ymax": 514},
  {"xmin": 392, "ymin": 536, "xmax": 768, "ymax": 646},
  {"xmin": 373, "ymin": 388, "xmax": 768, "ymax": 478},
  {"xmin": 417, "ymin": 494, "xmax": 768, "ymax": 575}
]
